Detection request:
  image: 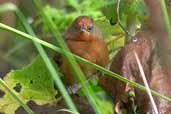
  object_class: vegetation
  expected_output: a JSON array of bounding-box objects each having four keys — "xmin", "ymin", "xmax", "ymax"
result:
[{"xmin": 0, "ymin": 0, "xmax": 171, "ymax": 114}]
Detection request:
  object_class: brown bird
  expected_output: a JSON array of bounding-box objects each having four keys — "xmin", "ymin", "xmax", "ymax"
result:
[
  {"xmin": 99, "ymin": 31, "xmax": 154, "ymax": 113},
  {"xmin": 100, "ymin": 30, "xmax": 171, "ymax": 114},
  {"xmin": 54, "ymin": 16, "xmax": 109, "ymax": 91}
]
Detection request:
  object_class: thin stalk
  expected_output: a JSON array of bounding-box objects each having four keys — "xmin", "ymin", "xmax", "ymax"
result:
[
  {"xmin": 0, "ymin": 22, "xmax": 170, "ymax": 102},
  {"xmin": 116, "ymin": 0, "xmax": 134, "ymax": 40},
  {"xmin": 134, "ymin": 52, "xmax": 159, "ymax": 114},
  {"xmin": 159, "ymin": 0, "xmax": 171, "ymax": 42},
  {"xmin": 0, "ymin": 78, "xmax": 35, "ymax": 114},
  {"xmin": 33, "ymin": 0, "xmax": 103, "ymax": 114}
]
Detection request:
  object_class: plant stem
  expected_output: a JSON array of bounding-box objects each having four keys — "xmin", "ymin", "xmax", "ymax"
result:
[{"xmin": 0, "ymin": 22, "xmax": 170, "ymax": 102}]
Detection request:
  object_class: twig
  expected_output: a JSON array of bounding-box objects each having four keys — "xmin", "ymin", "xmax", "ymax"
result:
[{"xmin": 116, "ymin": 0, "xmax": 134, "ymax": 38}]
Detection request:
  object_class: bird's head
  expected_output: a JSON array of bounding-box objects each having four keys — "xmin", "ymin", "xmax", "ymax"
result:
[
  {"xmin": 65, "ymin": 16, "xmax": 102, "ymax": 41},
  {"xmin": 72, "ymin": 16, "xmax": 94, "ymax": 33}
]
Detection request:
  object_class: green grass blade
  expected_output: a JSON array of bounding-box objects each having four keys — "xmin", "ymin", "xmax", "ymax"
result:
[
  {"xmin": 0, "ymin": 78, "xmax": 35, "ymax": 114},
  {"xmin": 14, "ymin": 8, "xmax": 79, "ymax": 114},
  {"xmin": 0, "ymin": 22, "xmax": 170, "ymax": 102}
]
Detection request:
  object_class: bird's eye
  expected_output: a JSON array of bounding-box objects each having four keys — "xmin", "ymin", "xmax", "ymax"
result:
[
  {"xmin": 132, "ymin": 37, "xmax": 138, "ymax": 43},
  {"xmin": 87, "ymin": 26, "xmax": 93, "ymax": 32},
  {"xmin": 73, "ymin": 26, "xmax": 79, "ymax": 32}
]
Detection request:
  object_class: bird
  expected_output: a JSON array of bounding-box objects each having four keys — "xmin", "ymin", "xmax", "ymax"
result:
[
  {"xmin": 54, "ymin": 16, "xmax": 109, "ymax": 93},
  {"xmin": 99, "ymin": 31, "xmax": 154, "ymax": 113},
  {"xmin": 99, "ymin": 31, "xmax": 171, "ymax": 114}
]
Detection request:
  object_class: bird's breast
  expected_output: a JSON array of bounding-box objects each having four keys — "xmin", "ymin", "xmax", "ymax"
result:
[{"xmin": 67, "ymin": 40, "xmax": 95, "ymax": 61}]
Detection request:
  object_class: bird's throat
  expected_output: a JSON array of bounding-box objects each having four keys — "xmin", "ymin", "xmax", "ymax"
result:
[{"xmin": 72, "ymin": 32, "xmax": 95, "ymax": 41}]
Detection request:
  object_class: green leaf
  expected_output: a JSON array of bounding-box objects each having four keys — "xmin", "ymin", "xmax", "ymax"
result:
[
  {"xmin": 102, "ymin": 3, "xmax": 118, "ymax": 25},
  {"xmin": 77, "ymin": 84, "xmax": 113, "ymax": 114},
  {"xmin": 96, "ymin": 20, "xmax": 123, "ymax": 39},
  {"xmin": 0, "ymin": 56, "xmax": 57, "ymax": 114},
  {"xmin": 96, "ymin": 97, "xmax": 113, "ymax": 114}
]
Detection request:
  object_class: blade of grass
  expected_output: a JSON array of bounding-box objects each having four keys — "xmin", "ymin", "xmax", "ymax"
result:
[
  {"xmin": 33, "ymin": 1, "xmax": 104, "ymax": 114},
  {"xmin": 0, "ymin": 3, "xmax": 78, "ymax": 113},
  {"xmin": 14, "ymin": 8, "xmax": 79, "ymax": 114},
  {"xmin": 0, "ymin": 22, "xmax": 170, "ymax": 102},
  {"xmin": 0, "ymin": 78, "xmax": 35, "ymax": 114}
]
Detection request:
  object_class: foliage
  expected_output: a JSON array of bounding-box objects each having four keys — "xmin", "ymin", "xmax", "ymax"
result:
[
  {"xmin": 0, "ymin": 56, "xmax": 57, "ymax": 114},
  {"xmin": 37, "ymin": 0, "xmax": 112, "ymax": 33},
  {"xmin": 103, "ymin": 0, "xmax": 147, "ymax": 25},
  {"xmin": 1, "ymin": 0, "xmax": 171, "ymax": 114}
]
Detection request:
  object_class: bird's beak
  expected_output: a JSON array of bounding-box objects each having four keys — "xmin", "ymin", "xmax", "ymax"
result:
[{"xmin": 80, "ymin": 26, "xmax": 87, "ymax": 33}]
